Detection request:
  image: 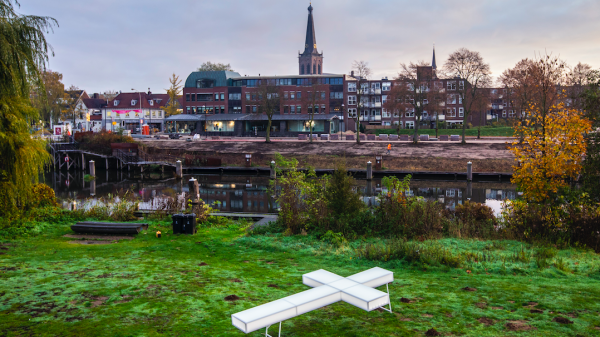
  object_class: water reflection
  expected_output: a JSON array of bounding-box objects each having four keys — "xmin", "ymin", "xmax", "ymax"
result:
[{"xmin": 43, "ymin": 170, "xmax": 517, "ymax": 215}]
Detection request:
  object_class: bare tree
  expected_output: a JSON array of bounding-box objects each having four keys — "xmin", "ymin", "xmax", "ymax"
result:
[
  {"xmin": 198, "ymin": 61, "xmax": 234, "ymax": 72},
  {"xmin": 443, "ymin": 48, "xmax": 492, "ymax": 143},
  {"xmin": 385, "ymin": 61, "xmax": 445, "ymax": 143},
  {"xmin": 103, "ymin": 90, "xmax": 118, "ymax": 103},
  {"xmin": 62, "ymin": 85, "xmax": 86, "ymax": 127},
  {"xmin": 567, "ymin": 62, "xmax": 593, "ymax": 110},
  {"xmin": 350, "ymin": 61, "xmax": 371, "ymax": 144},
  {"xmin": 254, "ymin": 79, "xmax": 282, "ymax": 143},
  {"xmin": 301, "ymin": 78, "xmax": 328, "ymax": 143}
]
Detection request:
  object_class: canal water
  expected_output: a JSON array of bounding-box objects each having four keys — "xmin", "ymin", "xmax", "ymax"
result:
[{"xmin": 43, "ymin": 170, "xmax": 517, "ymax": 215}]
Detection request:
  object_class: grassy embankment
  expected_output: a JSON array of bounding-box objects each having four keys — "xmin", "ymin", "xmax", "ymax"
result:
[
  {"xmin": 373, "ymin": 127, "xmax": 514, "ymax": 137},
  {"xmin": 2, "ymin": 219, "xmax": 600, "ymax": 336}
]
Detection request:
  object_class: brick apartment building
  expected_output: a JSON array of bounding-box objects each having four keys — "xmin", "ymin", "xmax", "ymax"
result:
[{"xmin": 167, "ymin": 4, "xmax": 489, "ymax": 137}]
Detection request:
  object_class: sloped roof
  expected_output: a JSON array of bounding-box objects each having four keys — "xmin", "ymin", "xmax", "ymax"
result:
[
  {"xmin": 81, "ymin": 98, "xmax": 106, "ymax": 110},
  {"xmin": 108, "ymin": 92, "xmax": 171, "ymax": 109}
]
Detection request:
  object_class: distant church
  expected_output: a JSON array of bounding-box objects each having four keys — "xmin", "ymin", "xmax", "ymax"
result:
[{"xmin": 298, "ymin": 4, "xmax": 323, "ymax": 75}]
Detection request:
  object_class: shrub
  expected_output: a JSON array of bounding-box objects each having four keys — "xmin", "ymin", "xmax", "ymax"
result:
[
  {"xmin": 322, "ymin": 161, "xmax": 364, "ymax": 235},
  {"xmin": 357, "ymin": 239, "xmax": 463, "ymax": 268},
  {"xmin": 78, "ymin": 131, "xmax": 135, "ymax": 155},
  {"xmin": 445, "ymin": 201, "xmax": 499, "ymax": 239},
  {"xmin": 28, "ymin": 183, "xmax": 58, "ymax": 209}
]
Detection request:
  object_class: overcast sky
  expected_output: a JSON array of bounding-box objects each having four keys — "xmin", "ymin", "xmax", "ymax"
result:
[{"xmin": 17, "ymin": 0, "xmax": 600, "ymax": 94}]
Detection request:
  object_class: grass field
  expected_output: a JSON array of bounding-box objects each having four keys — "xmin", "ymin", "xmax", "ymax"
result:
[
  {"xmin": 373, "ymin": 127, "xmax": 515, "ymax": 137},
  {"xmin": 2, "ymin": 219, "xmax": 600, "ymax": 336}
]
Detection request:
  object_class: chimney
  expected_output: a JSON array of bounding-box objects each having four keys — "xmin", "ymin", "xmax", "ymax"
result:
[
  {"xmin": 351, "ymin": 71, "xmax": 355, "ymax": 77},
  {"xmin": 148, "ymin": 88, "xmax": 152, "ymax": 95}
]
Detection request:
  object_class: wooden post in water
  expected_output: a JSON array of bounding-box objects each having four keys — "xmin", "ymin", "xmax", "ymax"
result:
[
  {"xmin": 467, "ymin": 161, "xmax": 473, "ymax": 182},
  {"xmin": 89, "ymin": 160, "xmax": 95, "ymax": 177},
  {"xmin": 176, "ymin": 160, "xmax": 183, "ymax": 179},
  {"xmin": 82, "ymin": 153, "xmax": 86, "ymax": 170},
  {"xmin": 105, "ymin": 158, "xmax": 109, "ymax": 170},
  {"xmin": 270, "ymin": 161, "xmax": 276, "ymax": 180},
  {"xmin": 366, "ymin": 161, "xmax": 373, "ymax": 180}
]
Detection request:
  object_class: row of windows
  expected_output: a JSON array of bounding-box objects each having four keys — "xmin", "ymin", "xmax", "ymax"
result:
[
  {"xmin": 347, "ymin": 82, "xmax": 392, "ymax": 92},
  {"xmin": 186, "ymin": 106, "xmax": 226, "ymax": 114},
  {"xmin": 186, "ymin": 93, "xmax": 225, "ymax": 102},
  {"xmin": 231, "ymin": 77, "xmax": 343, "ymax": 87}
]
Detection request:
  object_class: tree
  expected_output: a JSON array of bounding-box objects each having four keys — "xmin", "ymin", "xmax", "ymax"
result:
[
  {"xmin": 350, "ymin": 61, "xmax": 372, "ymax": 144},
  {"xmin": 499, "ymin": 59, "xmax": 538, "ymax": 140},
  {"xmin": 0, "ymin": 0, "xmax": 57, "ymax": 216},
  {"xmin": 510, "ymin": 105, "xmax": 591, "ymax": 203},
  {"xmin": 385, "ymin": 61, "xmax": 445, "ymax": 143},
  {"xmin": 443, "ymin": 48, "xmax": 492, "ymax": 143},
  {"xmin": 198, "ymin": 61, "xmax": 234, "ymax": 72},
  {"xmin": 30, "ymin": 70, "xmax": 64, "ymax": 125},
  {"xmin": 580, "ymin": 69, "xmax": 600, "ymax": 201},
  {"xmin": 567, "ymin": 62, "xmax": 593, "ymax": 110},
  {"xmin": 254, "ymin": 79, "xmax": 281, "ymax": 143},
  {"xmin": 301, "ymin": 79, "xmax": 328, "ymax": 143},
  {"xmin": 161, "ymin": 73, "xmax": 183, "ymax": 117},
  {"xmin": 103, "ymin": 90, "xmax": 118, "ymax": 103},
  {"xmin": 62, "ymin": 85, "xmax": 85, "ymax": 127}
]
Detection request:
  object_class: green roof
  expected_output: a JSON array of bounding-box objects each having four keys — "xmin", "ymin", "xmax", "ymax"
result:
[{"xmin": 184, "ymin": 71, "xmax": 242, "ymax": 88}]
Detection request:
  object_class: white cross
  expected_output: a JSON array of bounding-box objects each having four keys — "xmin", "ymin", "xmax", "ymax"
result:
[{"xmin": 232, "ymin": 267, "xmax": 394, "ymax": 336}]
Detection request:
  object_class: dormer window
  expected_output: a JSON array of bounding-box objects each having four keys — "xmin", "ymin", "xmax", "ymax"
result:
[
  {"xmin": 113, "ymin": 100, "xmax": 119, "ymax": 106},
  {"xmin": 131, "ymin": 100, "xmax": 137, "ymax": 106},
  {"xmin": 149, "ymin": 100, "xmax": 154, "ymax": 106}
]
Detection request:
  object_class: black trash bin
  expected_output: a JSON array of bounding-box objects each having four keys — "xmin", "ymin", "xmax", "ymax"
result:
[
  {"xmin": 181, "ymin": 213, "xmax": 197, "ymax": 235},
  {"xmin": 173, "ymin": 213, "xmax": 196, "ymax": 234},
  {"xmin": 172, "ymin": 214, "xmax": 183, "ymax": 234}
]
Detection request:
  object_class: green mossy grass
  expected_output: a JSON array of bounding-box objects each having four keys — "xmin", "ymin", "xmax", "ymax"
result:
[{"xmin": 1, "ymin": 219, "xmax": 600, "ymax": 336}]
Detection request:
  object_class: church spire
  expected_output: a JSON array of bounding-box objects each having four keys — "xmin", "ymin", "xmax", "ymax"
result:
[
  {"xmin": 303, "ymin": 4, "xmax": 317, "ymax": 55},
  {"xmin": 298, "ymin": 3, "xmax": 323, "ymax": 75},
  {"xmin": 432, "ymin": 45, "xmax": 437, "ymax": 70}
]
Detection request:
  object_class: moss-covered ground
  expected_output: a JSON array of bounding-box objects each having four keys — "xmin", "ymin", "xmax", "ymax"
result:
[{"xmin": 1, "ymin": 219, "xmax": 600, "ymax": 336}]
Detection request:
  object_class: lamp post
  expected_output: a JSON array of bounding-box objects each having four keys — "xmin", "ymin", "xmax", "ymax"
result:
[
  {"xmin": 132, "ymin": 88, "xmax": 142, "ymax": 134},
  {"xmin": 340, "ymin": 103, "xmax": 344, "ymax": 139},
  {"xmin": 202, "ymin": 105, "xmax": 206, "ymax": 139}
]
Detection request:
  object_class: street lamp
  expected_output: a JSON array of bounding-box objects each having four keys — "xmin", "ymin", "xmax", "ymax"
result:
[
  {"xmin": 132, "ymin": 88, "xmax": 142, "ymax": 134},
  {"xmin": 202, "ymin": 105, "xmax": 206, "ymax": 139},
  {"xmin": 340, "ymin": 103, "xmax": 344, "ymax": 139}
]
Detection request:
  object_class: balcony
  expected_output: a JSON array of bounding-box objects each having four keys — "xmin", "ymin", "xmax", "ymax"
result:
[
  {"xmin": 359, "ymin": 115, "xmax": 382, "ymax": 122},
  {"xmin": 363, "ymin": 102, "xmax": 382, "ymax": 108}
]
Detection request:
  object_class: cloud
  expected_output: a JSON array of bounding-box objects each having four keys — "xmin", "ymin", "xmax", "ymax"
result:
[{"xmin": 17, "ymin": 0, "xmax": 600, "ymax": 93}]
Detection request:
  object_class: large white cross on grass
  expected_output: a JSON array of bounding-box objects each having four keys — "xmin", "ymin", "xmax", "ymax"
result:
[{"xmin": 232, "ymin": 267, "xmax": 394, "ymax": 336}]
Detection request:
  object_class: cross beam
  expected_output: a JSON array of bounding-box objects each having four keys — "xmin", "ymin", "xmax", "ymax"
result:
[{"xmin": 232, "ymin": 267, "xmax": 393, "ymax": 336}]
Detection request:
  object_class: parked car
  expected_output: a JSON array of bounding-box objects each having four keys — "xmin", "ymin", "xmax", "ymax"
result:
[{"xmin": 169, "ymin": 133, "xmax": 181, "ymax": 139}]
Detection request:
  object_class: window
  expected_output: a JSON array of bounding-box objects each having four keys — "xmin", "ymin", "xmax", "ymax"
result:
[
  {"xmin": 290, "ymin": 105, "xmax": 296, "ymax": 114},
  {"xmin": 382, "ymin": 82, "xmax": 391, "ymax": 91},
  {"xmin": 215, "ymin": 93, "xmax": 219, "ymax": 101},
  {"xmin": 458, "ymin": 108, "xmax": 464, "ymax": 117},
  {"xmin": 290, "ymin": 92, "xmax": 295, "ymax": 100},
  {"xmin": 284, "ymin": 92, "xmax": 289, "ymax": 99},
  {"xmin": 447, "ymin": 81, "xmax": 456, "ymax": 90},
  {"xmin": 245, "ymin": 93, "xmax": 250, "ymax": 101},
  {"xmin": 321, "ymin": 91, "xmax": 326, "ymax": 100},
  {"xmin": 423, "ymin": 111, "xmax": 428, "ymax": 118},
  {"xmin": 321, "ymin": 104, "xmax": 326, "ymax": 113},
  {"xmin": 448, "ymin": 108, "xmax": 457, "ymax": 117},
  {"xmin": 371, "ymin": 82, "xmax": 381, "ymax": 90},
  {"xmin": 373, "ymin": 96, "xmax": 381, "ymax": 103},
  {"xmin": 221, "ymin": 106, "xmax": 225, "ymax": 114},
  {"xmin": 246, "ymin": 106, "xmax": 251, "ymax": 114},
  {"xmin": 459, "ymin": 81, "xmax": 464, "ymax": 91},
  {"xmin": 318, "ymin": 64, "xmax": 321, "ymax": 74},
  {"xmin": 284, "ymin": 106, "xmax": 289, "ymax": 114},
  {"xmin": 382, "ymin": 95, "xmax": 388, "ymax": 104},
  {"xmin": 348, "ymin": 108, "xmax": 357, "ymax": 118},
  {"xmin": 348, "ymin": 82, "xmax": 357, "ymax": 92},
  {"xmin": 228, "ymin": 93, "xmax": 241, "ymax": 100},
  {"xmin": 114, "ymin": 100, "xmax": 119, "ymax": 106},
  {"xmin": 405, "ymin": 108, "xmax": 415, "ymax": 117},
  {"xmin": 405, "ymin": 121, "xmax": 415, "ymax": 129},
  {"xmin": 149, "ymin": 100, "xmax": 154, "ymax": 106},
  {"xmin": 330, "ymin": 92, "xmax": 343, "ymax": 99},
  {"xmin": 382, "ymin": 109, "xmax": 390, "ymax": 118},
  {"xmin": 301, "ymin": 65, "xmax": 305, "ymax": 75},
  {"xmin": 252, "ymin": 106, "xmax": 257, "ymax": 113},
  {"xmin": 458, "ymin": 95, "xmax": 463, "ymax": 104},
  {"xmin": 220, "ymin": 93, "xmax": 225, "ymax": 100},
  {"xmin": 360, "ymin": 82, "xmax": 369, "ymax": 93},
  {"xmin": 447, "ymin": 94, "xmax": 456, "ymax": 105},
  {"xmin": 185, "ymin": 94, "xmax": 190, "ymax": 102},
  {"xmin": 502, "ymin": 110, "xmax": 507, "ymax": 117},
  {"xmin": 131, "ymin": 100, "xmax": 137, "ymax": 106},
  {"xmin": 297, "ymin": 92, "xmax": 301, "ymax": 100},
  {"xmin": 296, "ymin": 105, "xmax": 302, "ymax": 114},
  {"xmin": 348, "ymin": 95, "xmax": 357, "ymax": 105}
]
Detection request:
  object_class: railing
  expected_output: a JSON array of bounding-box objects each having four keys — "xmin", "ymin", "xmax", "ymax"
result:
[
  {"xmin": 115, "ymin": 149, "xmax": 140, "ymax": 164},
  {"xmin": 50, "ymin": 142, "xmax": 80, "ymax": 151}
]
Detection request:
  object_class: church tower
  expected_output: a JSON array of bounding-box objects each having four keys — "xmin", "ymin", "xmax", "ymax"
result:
[{"xmin": 298, "ymin": 4, "xmax": 323, "ymax": 75}]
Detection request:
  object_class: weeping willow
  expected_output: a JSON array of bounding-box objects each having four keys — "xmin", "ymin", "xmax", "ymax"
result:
[{"xmin": 0, "ymin": 0, "xmax": 58, "ymax": 217}]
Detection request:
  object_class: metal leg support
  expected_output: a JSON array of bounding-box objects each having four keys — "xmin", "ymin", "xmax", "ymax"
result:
[
  {"xmin": 379, "ymin": 283, "xmax": 393, "ymax": 313},
  {"xmin": 265, "ymin": 322, "xmax": 282, "ymax": 337}
]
